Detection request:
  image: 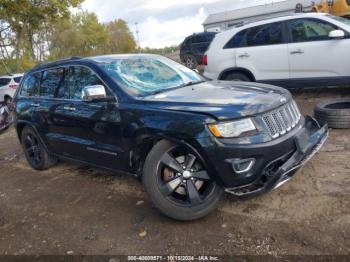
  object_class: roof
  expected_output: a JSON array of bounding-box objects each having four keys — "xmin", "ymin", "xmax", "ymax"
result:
[
  {"xmin": 203, "ymin": 0, "xmax": 316, "ymax": 26},
  {"xmin": 0, "ymin": 73, "xmax": 23, "ymax": 78},
  {"xmin": 219, "ymin": 13, "xmax": 328, "ymax": 36},
  {"xmin": 28, "ymin": 54, "xmax": 165, "ymax": 73},
  {"xmin": 30, "ymin": 56, "xmax": 83, "ymax": 72}
]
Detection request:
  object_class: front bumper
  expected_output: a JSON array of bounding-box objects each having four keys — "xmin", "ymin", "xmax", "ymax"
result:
[{"xmin": 199, "ymin": 116, "xmax": 328, "ymax": 198}]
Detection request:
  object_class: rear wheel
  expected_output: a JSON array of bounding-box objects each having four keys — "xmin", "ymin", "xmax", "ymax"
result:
[
  {"xmin": 224, "ymin": 72, "xmax": 251, "ymax": 82},
  {"xmin": 142, "ymin": 140, "xmax": 223, "ymax": 221},
  {"xmin": 21, "ymin": 126, "xmax": 58, "ymax": 170},
  {"xmin": 184, "ymin": 55, "xmax": 198, "ymax": 69},
  {"xmin": 4, "ymin": 96, "xmax": 12, "ymax": 106}
]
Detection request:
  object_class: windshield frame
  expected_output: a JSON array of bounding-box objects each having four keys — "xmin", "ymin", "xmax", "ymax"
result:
[
  {"xmin": 327, "ymin": 14, "xmax": 350, "ymax": 27},
  {"xmin": 94, "ymin": 55, "xmax": 206, "ymax": 98}
]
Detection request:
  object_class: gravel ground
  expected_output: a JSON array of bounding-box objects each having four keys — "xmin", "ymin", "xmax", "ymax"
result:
[{"xmin": 0, "ymin": 87, "xmax": 349, "ymax": 256}]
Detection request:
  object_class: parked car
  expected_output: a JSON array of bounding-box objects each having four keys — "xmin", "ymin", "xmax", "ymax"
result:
[
  {"xmin": 14, "ymin": 54, "xmax": 328, "ymax": 221},
  {"xmin": 204, "ymin": 13, "xmax": 350, "ymax": 88},
  {"xmin": 180, "ymin": 32, "xmax": 216, "ymax": 69},
  {"xmin": 0, "ymin": 74, "xmax": 23, "ymax": 104}
]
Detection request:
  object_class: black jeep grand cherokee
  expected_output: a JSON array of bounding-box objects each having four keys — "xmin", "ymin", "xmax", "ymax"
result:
[{"xmin": 14, "ymin": 54, "xmax": 328, "ymax": 221}]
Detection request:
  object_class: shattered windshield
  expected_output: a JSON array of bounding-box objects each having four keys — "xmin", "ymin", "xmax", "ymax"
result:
[{"xmin": 96, "ymin": 56, "xmax": 204, "ymax": 97}]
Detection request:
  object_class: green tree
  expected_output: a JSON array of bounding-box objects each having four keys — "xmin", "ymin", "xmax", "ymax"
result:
[
  {"xmin": 49, "ymin": 12, "xmax": 109, "ymax": 59},
  {"xmin": 106, "ymin": 19, "xmax": 136, "ymax": 53},
  {"xmin": 0, "ymin": 0, "xmax": 83, "ymax": 69}
]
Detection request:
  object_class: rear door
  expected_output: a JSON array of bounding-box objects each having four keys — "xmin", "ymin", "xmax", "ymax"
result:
[
  {"xmin": 235, "ymin": 21, "xmax": 290, "ymax": 81},
  {"xmin": 34, "ymin": 68, "xmax": 65, "ymax": 150},
  {"xmin": 287, "ymin": 18, "xmax": 350, "ymax": 80}
]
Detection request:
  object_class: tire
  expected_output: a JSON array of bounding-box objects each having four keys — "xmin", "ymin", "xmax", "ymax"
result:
[
  {"xmin": 142, "ymin": 140, "xmax": 223, "ymax": 221},
  {"xmin": 314, "ymin": 99, "xmax": 350, "ymax": 129},
  {"xmin": 4, "ymin": 96, "xmax": 12, "ymax": 106},
  {"xmin": 184, "ymin": 55, "xmax": 198, "ymax": 69},
  {"xmin": 21, "ymin": 126, "xmax": 58, "ymax": 170},
  {"xmin": 223, "ymin": 72, "xmax": 251, "ymax": 82}
]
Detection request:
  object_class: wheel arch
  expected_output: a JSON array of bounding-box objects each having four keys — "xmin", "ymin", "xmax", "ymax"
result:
[
  {"xmin": 4, "ymin": 94, "xmax": 12, "ymax": 102},
  {"xmin": 218, "ymin": 67, "xmax": 256, "ymax": 81},
  {"xmin": 131, "ymin": 133, "xmax": 224, "ymax": 186},
  {"xmin": 16, "ymin": 120, "xmax": 47, "ymax": 149}
]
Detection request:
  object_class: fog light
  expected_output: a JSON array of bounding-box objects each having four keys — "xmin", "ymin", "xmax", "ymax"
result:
[{"xmin": 231, "ymin": 158, "xmax": 255, "ymax": 174}]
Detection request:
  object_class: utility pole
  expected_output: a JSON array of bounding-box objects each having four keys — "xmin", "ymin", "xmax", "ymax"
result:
[{"xmin": 135, "ymin": 22, "xmax": 141, "ymax": 53}]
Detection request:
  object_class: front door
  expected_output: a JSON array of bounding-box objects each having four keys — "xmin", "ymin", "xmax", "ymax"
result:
[
  {"xmin": 48, "ymin": 65, "xmax": 126, "ymax": 171},
  {"xmin": 287, "ymin": 18, "xmax": 350, "ymax": 80}
]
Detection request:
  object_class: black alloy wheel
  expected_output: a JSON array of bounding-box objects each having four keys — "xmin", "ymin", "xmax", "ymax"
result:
[
  {"xmin": 143, "ymin": 140, "xmax": 223, "ymax": 221},
  {"xmin": 21, "ymin": 126, "xmax": 58, "ymax": 170}
]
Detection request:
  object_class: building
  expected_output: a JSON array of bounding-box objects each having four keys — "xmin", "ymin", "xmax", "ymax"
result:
[{"xmin": 203, "ymin": 0, "xmax": 318, "ymax": 32}]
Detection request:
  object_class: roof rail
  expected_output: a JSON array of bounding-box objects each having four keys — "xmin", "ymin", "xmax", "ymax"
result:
[
  {"xmin": 30, "ymin": 56, "xmax": 83, "ymax": 71},
  {"xmin": 229, "ymin": 11, "xmax": 309, "ymax": 29}
]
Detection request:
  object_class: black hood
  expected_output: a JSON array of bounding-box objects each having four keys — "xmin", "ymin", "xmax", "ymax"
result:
[{"xmin": 140, "ymin": 81, "xmax": 292, "ymax": 120}]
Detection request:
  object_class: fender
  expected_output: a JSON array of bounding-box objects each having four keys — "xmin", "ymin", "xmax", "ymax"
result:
[
  {"xmin": 15, "ymin": 120, "xmax": 51, "ymax": 152},
  {"xmin": 132, "ymin": 132, "xmax": 224, "ymax": 186}
]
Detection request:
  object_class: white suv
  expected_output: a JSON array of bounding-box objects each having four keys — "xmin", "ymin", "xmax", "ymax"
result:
[
  {"xmin": 0, "ymin": 74, "xmax": 23, "ymax": 103},
  {"xmin": 204, "ymin": 13, "xmax": 350, "ymax": 88}
]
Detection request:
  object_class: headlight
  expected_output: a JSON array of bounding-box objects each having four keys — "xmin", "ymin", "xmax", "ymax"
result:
[{"xmin": 208, "ymin": 118, "xmax": 256, "ymax": 138}]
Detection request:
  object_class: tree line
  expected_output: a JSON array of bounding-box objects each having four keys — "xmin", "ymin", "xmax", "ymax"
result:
[{"xmin": 0, "ymin": 0, "xmax": 138, "ymax": 75}]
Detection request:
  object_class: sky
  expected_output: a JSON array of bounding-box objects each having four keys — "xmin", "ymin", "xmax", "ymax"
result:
[{"xmin": 80, "ymin": 0, "xmax": 287, "ymax": 48}]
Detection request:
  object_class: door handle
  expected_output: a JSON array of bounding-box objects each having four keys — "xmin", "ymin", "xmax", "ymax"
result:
[
  {"xmin": 290, "ymin": 49, "xmax": 304, "ymax": 55},
  {"xmin": 30, "ymin": 103, "xmax": 40, "ymax": 107},
  {"xmin": 63, "ymin": 106, "xmax": 76, "ymax": 111},
  {"xmin": 238, "ymin": 52, "xmax": 250, "ymax": 58}
]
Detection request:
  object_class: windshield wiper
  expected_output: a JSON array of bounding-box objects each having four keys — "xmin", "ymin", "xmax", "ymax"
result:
[
  {"xmin": 148, "ymin": 80, "xmax": 206, "ymax": 96},
  {"xmin": 182, "ymin": 80, "xmax": 206, "ymax": 87}
]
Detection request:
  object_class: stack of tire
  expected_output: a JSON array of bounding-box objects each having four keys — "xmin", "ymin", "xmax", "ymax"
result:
[{"xmin": 314, "ymin": 99, "xmax": 350, "ymax": 129}]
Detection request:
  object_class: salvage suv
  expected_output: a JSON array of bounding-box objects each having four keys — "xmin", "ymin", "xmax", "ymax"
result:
[{"xmin": 14, "ymin": 54, "xmax": 328, "ymax": 221}]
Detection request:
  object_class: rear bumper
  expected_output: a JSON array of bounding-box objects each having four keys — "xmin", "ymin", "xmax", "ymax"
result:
[{"xmin": 197, "ymin": 116, "xmax": 328, "ymax": 198}]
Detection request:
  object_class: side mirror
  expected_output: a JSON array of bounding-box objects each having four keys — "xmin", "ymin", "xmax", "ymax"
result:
[
  {"xmin": 329, "ymin": 30, "xmax": 345, "ymax": 39},
  {"xmin": 82, "ymin": 85, "xmax": 106, "ymax": 101}
]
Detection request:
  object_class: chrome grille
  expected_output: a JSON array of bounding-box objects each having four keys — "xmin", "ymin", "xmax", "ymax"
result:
[{"xmin": 262, "ymin": 101, "xmax": 301, "ymax": 139}]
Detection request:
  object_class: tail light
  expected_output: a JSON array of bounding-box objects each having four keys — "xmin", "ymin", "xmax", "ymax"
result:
[
  {"xmin": 9, "ymin": 84, "xmax": 17, "ymax": 89},
  {"xmin": 202, "ymin": 54, "xmax": 208, "ymax": 66}
]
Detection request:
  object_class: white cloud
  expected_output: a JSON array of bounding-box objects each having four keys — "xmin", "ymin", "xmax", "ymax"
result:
[
  {"xmin": 138, "ymin": 0, "xmax": 219, "ymax": 11},
  {"xmin": 80, "ymin": 0, "xmax": 290, "ymax": 48},
  {"xmin": 137, "ymin": 7, "xmax": 208, "ymax": 48}
]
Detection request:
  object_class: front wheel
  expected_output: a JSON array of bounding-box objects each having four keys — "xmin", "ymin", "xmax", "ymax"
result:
[{"xmin": 142, "ymin": 140, "xmax": 223, "ymax": 221}]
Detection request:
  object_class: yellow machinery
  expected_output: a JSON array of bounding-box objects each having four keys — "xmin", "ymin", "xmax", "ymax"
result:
[{"xmin": 312, "ymin": 0, "xmax": 350, "ymax": 17}]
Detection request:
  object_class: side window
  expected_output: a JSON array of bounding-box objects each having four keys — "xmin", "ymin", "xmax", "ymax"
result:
[
  {"xmin": 13, "ymin": 76, "xmax": 22, "ymax": 83},
  {"xmin": 194, "ymin": 35, "xmax": 206, "ymax": 43},
  {"xmin": 58, "ymin": 66, "xmax": 104, "ymax": 100},
  {"xmin": 289, "ymin": 19, "xmax": 338, "ymax": 43},
  {"xmin": 246, "ymin": 22, "xmax": 283, "ymax": 47},
  {"xmin": 0, "ymin": 78, "xmax": 11, "ymax": 87},
  {"xmin": 40, "ymin": 68, "xmax": 64, "ymax": 98},
  {"xmin": 20, "ymin": 73, "xmax": 41, "ymax": 97},
  {"xmin": 224, "ymin": 29, "xmax": 247, "ymax": 49}
]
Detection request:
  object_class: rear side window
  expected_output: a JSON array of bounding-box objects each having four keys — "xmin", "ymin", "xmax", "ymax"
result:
[
  {"xmin": 13, "ymin": 76, "xmax": 22, "ymax": 83},
  {"xmin": 40, "ymin": 68, "xmax": 64, "ymax": 98},
  {"xmin": 224, "ymin": 29, "xmax": 247, "ymax": 49},
  {"xmin": 0, "ymin": 78, "xmax": 11, "ymax": 87},
  {"xmin": 192, "ymin": 35, "xmax": 206, "ymax": 43},
  {"xmin": 57, "ymin": 66, "xmax": 104, "ymax": 100},
  {"xmin": 206, "ymin": 33, "xmax": 216, "ymax": 41},
  {"xmin": 246, "ymin": 22, "xmax": 283, "ymax": 47},
  {"xmin": 288, "ymin": 19, "xmax": 338, "ymax": 43},
  {"xmin": 20, "ymin": 73, "xmax": 41, "ymax": 97}
]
